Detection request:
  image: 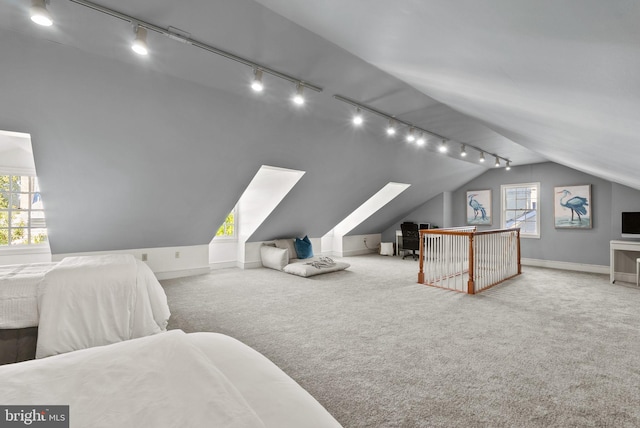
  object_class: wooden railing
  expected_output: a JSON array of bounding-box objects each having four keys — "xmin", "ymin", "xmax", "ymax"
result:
[{"xmin": 418, "ymin": 227, "xmax": 521, "ymax": 294}]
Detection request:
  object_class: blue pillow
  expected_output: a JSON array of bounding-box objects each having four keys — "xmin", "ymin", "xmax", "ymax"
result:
[{"xmin": 294, "ymin": 235, "xmax": 314, "ymax": 259}]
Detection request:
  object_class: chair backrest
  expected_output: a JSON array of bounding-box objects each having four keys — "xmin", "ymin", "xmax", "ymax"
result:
[{"xmin": 401, "ymin": 223, "xmax": 420, "ymax": 250}]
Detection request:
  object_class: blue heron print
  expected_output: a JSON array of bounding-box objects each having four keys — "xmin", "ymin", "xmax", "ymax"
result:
[
  {"xmin": 555, "ymin": 186, "xmax": 591, "ymax": 228},
  {"xmin": 467, "ymin": 191, "xmax": 491, "ymax": 225}
]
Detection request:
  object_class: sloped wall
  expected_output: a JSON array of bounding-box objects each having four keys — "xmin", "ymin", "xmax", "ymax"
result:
[{"xmin": 0, "ymin": 28, "xmax": 483, "ymax": 255}]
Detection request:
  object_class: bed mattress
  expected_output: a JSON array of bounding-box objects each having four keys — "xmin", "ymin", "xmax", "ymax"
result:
[{"xmin": 0, "ymin": 262, "xmax": 57, "ymax": 329}]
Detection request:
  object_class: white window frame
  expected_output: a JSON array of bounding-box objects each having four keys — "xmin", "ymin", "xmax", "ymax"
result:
[
  {"xmin": 214, "ymin": 207, "xmax": 237, "ymax": 241},
  {"xmin": 500, "ymin": 182, "xmax": 540, "ymax": 239},
  {"xmin": 0, "ymin": 174, "xmax": 48, "ymax": 248}
]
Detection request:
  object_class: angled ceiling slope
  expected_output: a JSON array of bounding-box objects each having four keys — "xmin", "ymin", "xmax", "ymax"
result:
[
  {"xmin": 233, "ymin": 165, "xmax": 305, "ymax": 244},
  {"xmin": 330, "ymin": 182, "xmax": 411, "ymax": 237},
  {"xmin": 254, "ymin": 0, "xmax": 640, "ymax": 190}
]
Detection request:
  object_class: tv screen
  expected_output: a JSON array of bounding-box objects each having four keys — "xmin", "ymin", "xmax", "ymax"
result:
[{"xmin": 621, "ymin": 212, "xmax": 640, "ymax": 238}]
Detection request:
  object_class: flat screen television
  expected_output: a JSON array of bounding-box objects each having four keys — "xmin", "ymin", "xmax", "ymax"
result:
[{"xmin": 621, "ymin": 212, "xmax": 640, "ymax": 238}]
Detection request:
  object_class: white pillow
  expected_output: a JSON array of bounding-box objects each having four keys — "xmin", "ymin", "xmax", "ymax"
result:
[
  {"xmin": 274, "ymin": 239, "xmax": 297, "ymax": 261},
  {"xmin": 260, "ymin": 246, "xmax": 289, "ymax": 271},
  {"xmin": 380, "ymin": 242, "xmax": 394, "ymax": 256}
]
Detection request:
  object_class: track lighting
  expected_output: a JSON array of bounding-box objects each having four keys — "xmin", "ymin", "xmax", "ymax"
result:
[
  {"xmin": 506, "ymin": 161, "xmax": 511, "ymax": 171},
  {"xmin": 406, "ymin": 127, "xmax": 416, "ymax": 142},
  {"xmin": 386, "ymin": 119, "xmax": 396, "ymax": 136},
  {"xmin": 353, "ymin": 108, "xmax": 363, "ymax": 126},
  {"xmin": 251, "ymin": 68, "xmax": 264, "ymax": 92},
  {"xmin": 30, "ymin": 0, "xmax": 53, "ymax": 26},
  {"xmin": 131, "ymin": 25, "xmax": 148, "ymax": 56},
  {"xmin": 292, "ymin": 83, "xmax": 304, "ymax": 105},
  {"xmin": 332, "ymin": 95, "xmax": 512, "ymax": 167}
]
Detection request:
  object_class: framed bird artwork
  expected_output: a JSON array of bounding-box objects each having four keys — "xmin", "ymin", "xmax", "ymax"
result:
[
  {"xmin": 554, "ymin": 184, "xmax": 592, "ymax": 229},
  {"xmin": 466, "ymin": 189, "xmax": 492, "ymax": 225}
]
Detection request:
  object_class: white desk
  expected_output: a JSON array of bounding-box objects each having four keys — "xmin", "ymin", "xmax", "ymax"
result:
[
  {"xmin": 610, "ymin": 240, "xmax": 640, "ymax": 284},
  {"xmin": 395, "ymin": 230, "xmax": 402, "ymax": 257}
]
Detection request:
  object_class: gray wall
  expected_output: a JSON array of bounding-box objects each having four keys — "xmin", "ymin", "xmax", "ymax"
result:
[
  {"xmin": 0, "ymin": 27, "xmax": 484, "ymax": 254},
  {"xmin": 381, "ymin": 192, "xmax": 451, "ymax": 242},
  {"xmin": 397, "ymin": 161, "xmax": 640, "ymax": 266}
]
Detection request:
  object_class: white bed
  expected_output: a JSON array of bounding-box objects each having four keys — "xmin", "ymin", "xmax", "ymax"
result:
[
  {"xmin": 0, "ymin": 254, "xmax": 171, "ymax": 362},
  {"xmin": 0, "ymin": 329, "xmax": 343, "ymax": 428},
  {"xmin": 0, "ymin": 262, "xmax": 57, "ymax": 329}
]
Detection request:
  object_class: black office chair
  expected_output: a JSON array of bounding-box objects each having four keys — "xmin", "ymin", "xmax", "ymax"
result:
[{"xmin": 401, "ymin": 222, "xmax": 420, "ymax": 260}]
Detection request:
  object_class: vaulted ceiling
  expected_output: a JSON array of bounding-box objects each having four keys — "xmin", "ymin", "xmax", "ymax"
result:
[
  {"xmin": 254, "ymin": 0, "xmax": 640, "ymax": 190},
  {"xmin": 0, "ymin": 0, "xmax": 637, "ymax": 254}
]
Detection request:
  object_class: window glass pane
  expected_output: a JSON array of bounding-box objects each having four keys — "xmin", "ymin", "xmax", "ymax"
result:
[
  {"xmin": 10, "ymin": 211, "xmax": 29, "ymax": 227},
  {"xmin": 216, "ymin": 211, "xmax": 235, "ymax": 237},
  {"xmin": 0, "ymin": 176, "xmax": 47, "ymax": 246},
  {"xmin": 503, "ymin": 183, "xmax": 539, "ymax": 236},
  {"xmin": 10, "ymin": 228, "xmax": 27, "ymax": 245},
  {"xmin": 30, "ymin": 228, "xmax": 48, "ymax": 244},
  {"xmin": 14, "ymin": 193, "xmax": 30, "ymax": 209}
]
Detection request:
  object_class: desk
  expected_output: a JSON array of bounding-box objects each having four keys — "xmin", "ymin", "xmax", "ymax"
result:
[
  {"xmin": 610, "ymin": 240, "xmax": 640, "ymax": 284},
  {"xmin": 395, "ymin": 230, "xmax": 402, "ymax": 257}
]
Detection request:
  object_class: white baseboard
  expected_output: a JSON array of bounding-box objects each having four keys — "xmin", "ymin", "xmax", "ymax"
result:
[
  {"xmin": 155, "ymin": 266, "xmax": 211, "ymax": 280},
  {"xmin": 209, "ymin": 261, "xmax": 237, "ymax": 270},
  {"xmin": 521, "ymin": 258, "xmax": 608, "ymax": 274},
  {"xmin": 238, "ymin": 260, "xmax": 263, "ymax": 269}
]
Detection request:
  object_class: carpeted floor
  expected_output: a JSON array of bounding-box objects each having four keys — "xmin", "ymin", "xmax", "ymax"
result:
[{"xmin": 161, "ymin": 254, "xmax": 640, "ymax": 428}]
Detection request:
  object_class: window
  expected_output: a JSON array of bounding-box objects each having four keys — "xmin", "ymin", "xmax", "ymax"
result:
[
  {"xmin": 215, "ymin": 210, "xmax": 236, "ymax": 239},
  {"xmin": 501, "ymin": 182, "xmax": 540, "ymax": 238},
  {"xmin": 0, "ymin": 175, "xmax": 47, "ymax": 246}
]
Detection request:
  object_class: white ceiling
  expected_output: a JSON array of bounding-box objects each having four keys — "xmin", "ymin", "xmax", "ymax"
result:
[{"xmin": 254, "ymin": 0, "xmax": 640, "ymax": 189}]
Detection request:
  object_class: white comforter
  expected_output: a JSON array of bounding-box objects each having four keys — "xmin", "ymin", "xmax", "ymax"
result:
[
  {"xmin": 0, "ymin": 330, "xmax": 343, "ymax": 428},
  {"xmin": 36, "ymin": 254, "xmax": 170, "ymax": 358},
  {"xmin": 0, "ymin": 263, "xmax": 56, "ymax": 329}
]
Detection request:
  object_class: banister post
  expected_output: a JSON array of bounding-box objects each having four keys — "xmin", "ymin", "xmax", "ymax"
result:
[
  {"xmin": 516, "ymin": 228, "xmax": 521, "ymax": 275},
  {"xmin": 418, "ymin": 230, "xmax": 424, "ymax": 283},
  {"xmin": 468, "ymin": 233, "xmax": 475, "ymax": 294}
]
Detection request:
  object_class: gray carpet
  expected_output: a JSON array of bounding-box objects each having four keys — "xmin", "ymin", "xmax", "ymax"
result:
[{"xmin": 161, "ymin": 254, "xmax": 640, "ymax": 428}]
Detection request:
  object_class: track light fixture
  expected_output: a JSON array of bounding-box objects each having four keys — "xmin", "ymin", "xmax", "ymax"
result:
[
  {"xmin": 131, "ymin": 25, "xmax": 148, "ymax": 56},
  {"xmin": 332, "ymin": 94, "xmax": 512, "ymax": 167},
  {"xmin": 353, "ymin": 108, "xmax": 363, "ymax": 126},
  {"xmin": 30, "ymin": 0, "xmax": 53, "ymax": 26},
  {"xmin": 406, "ymin": 127, "xmax": 416, "ymax": 143},
  {"xmin": 251, "ymin": 68, "xmax": 264, "ymax": 92},
  {"xmin": 506, "ymin": 161, "xmax": 511, "ymax": 171},
  {"xmin": 386, "ymin": 119, "xmax": 396, "ymax": 136},
  {"xmin": 292, "ymin": 83, "xmax": 304, "ymax": 105},
  {"xmin": 494, "ymin": 157, "xmax": 500, "ymax": 167},
  {"xmin": 50, "ymin": 0, "xmax": 321, "ymax": 100}
]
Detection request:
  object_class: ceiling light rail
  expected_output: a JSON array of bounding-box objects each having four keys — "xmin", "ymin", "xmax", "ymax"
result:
[
  {"xmin": 66, "ymin": 0, "xmax": 323, "ymax": 93},
  {"xmin": 333, "ymin": 94, "xmax": 511, "ymax": 168}
]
